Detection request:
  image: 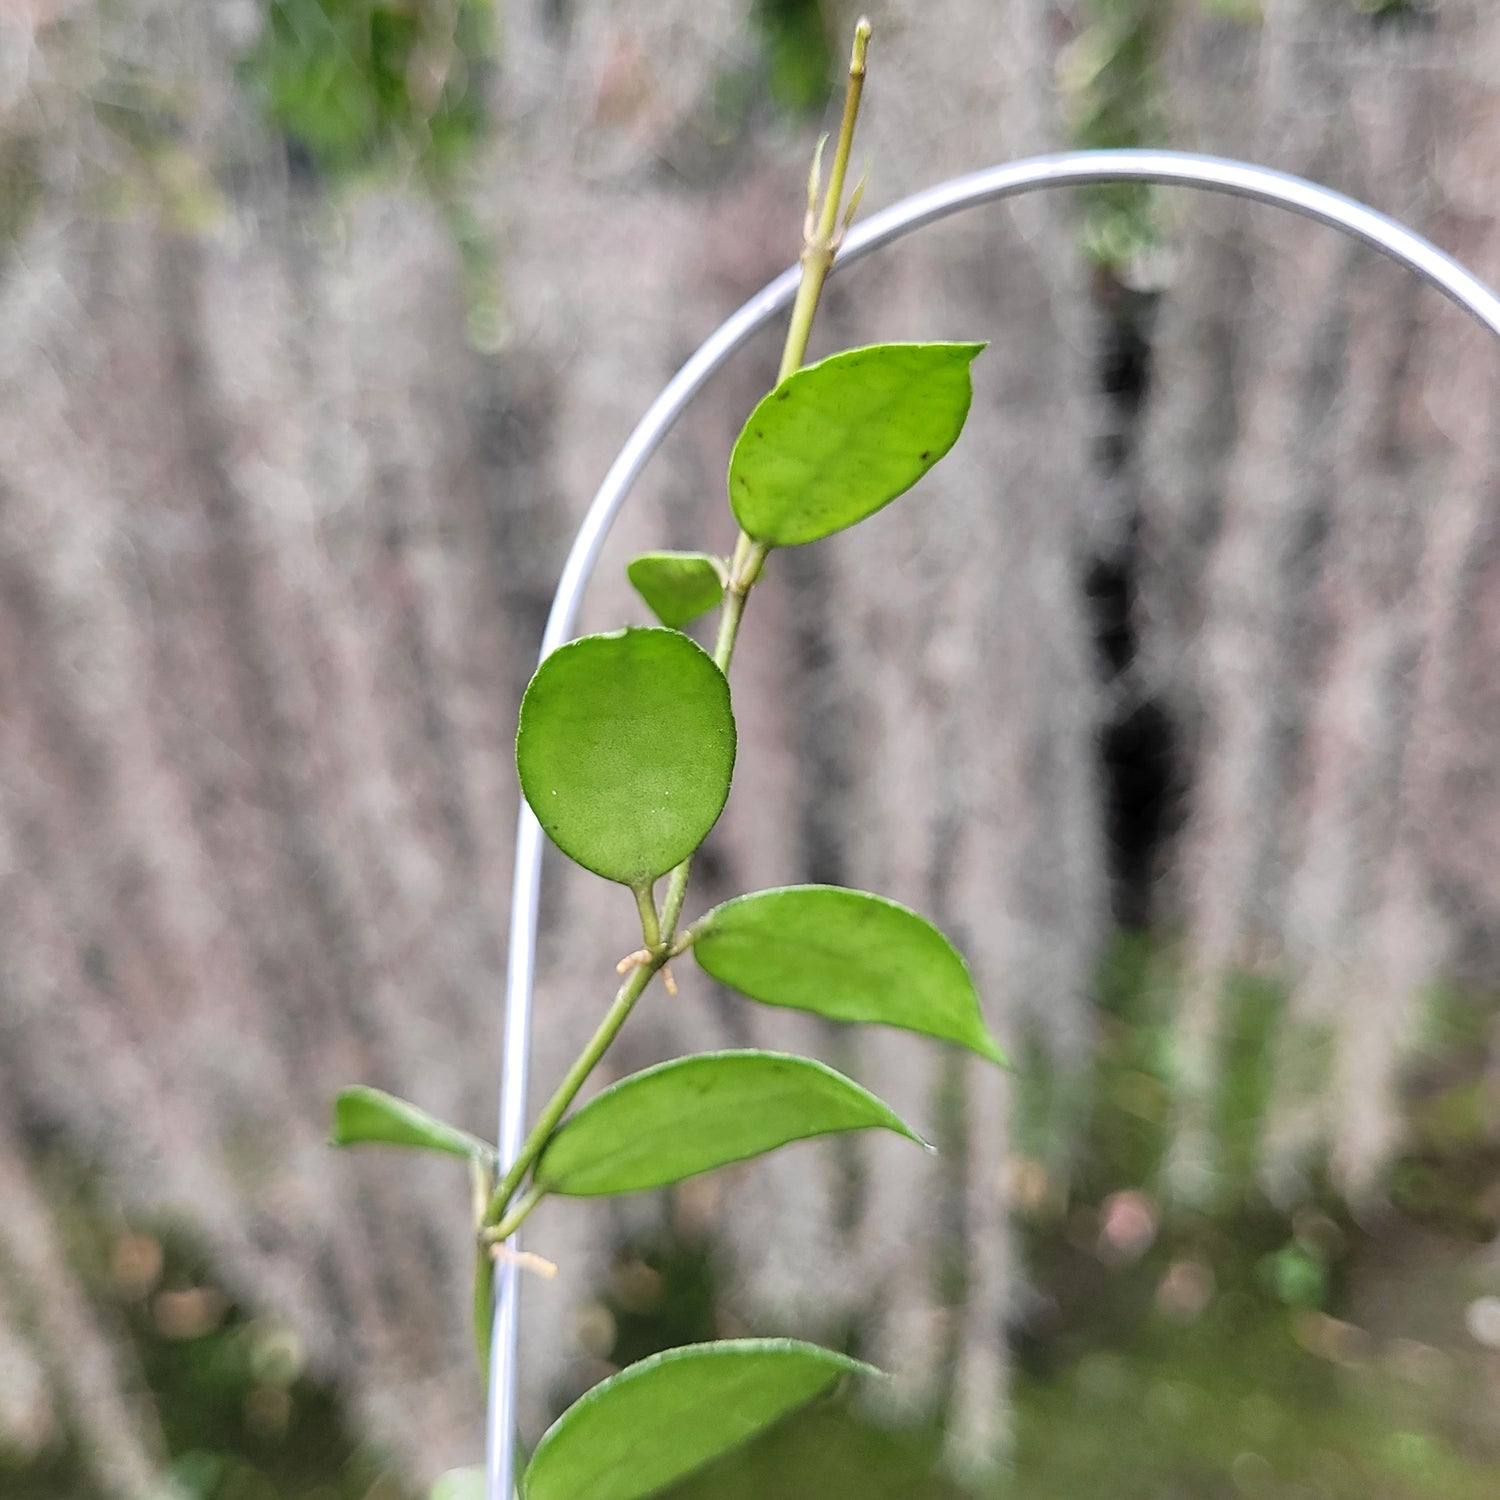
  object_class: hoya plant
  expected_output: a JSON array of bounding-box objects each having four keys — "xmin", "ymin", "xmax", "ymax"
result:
[{"xmin": 332, "ymin": 21, "xmax": 1003, "ymax": 1498}]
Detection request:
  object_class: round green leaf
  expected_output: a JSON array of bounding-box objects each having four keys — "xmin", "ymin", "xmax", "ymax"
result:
[
  {"xmin": 534, "ymin": 1050, "xmax": 927, "ymax": 1197},
  {"xmin": 430, "ymin": 1468, "xmax": 483, "ymax": 1500},
  {"xmin": 693, "ymin": 885, "xmax": 1005, "ymax": 1063},
  {"xmin": 729, "ymin": 342, "xmax": 984, "ymax": 546},
  {"xmin": 516, "ymin": 628, "xmax": 736, "ymax": 885},
  {"xmin": 627, "ymin": 552, "xmax": 725, "ymax": 629},
  {"xmin": 330, "ymin": 1086, "xmax": 495, "ymax": 1162},
  {"xmin": 522, "ymin": 1339, "xmax": 879, "ymax": 1500}
]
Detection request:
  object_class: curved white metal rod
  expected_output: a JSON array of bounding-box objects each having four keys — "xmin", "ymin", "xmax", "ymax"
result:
[{"xmin": 486, "ymin": 147, "xmax": 1500, "ymax": 1498}]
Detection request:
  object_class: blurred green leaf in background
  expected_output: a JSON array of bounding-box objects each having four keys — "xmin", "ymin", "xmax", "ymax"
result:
[{"xmin": 240, "ymin": 0, "xmax": 496, "ymax": 183}]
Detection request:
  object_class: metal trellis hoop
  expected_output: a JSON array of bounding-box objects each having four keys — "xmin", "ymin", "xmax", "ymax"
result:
[{"xmin": 484, "ymin": 148, "xmax": 1500, "ymax": 1500}]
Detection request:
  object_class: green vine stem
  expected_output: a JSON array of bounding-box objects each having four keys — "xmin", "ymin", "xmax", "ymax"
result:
[
  {"xmin": 482, "ymin": 16, "xmax": 874, "ymax": 1247},
  {"xmin": 658, "ymin": 17, "xmax": 869, "ymax": 942},
  {"xmin": 485, "ymin": 956, "xmax": 661, "ymax": 1224},
  {"xmin": 633, "ymin": 881, "xmax": 663, "ymax": 951},
  {"xmin": 487, "ymin": 1181, "xmax": 547, "ymax": 1245},
  {"xmin": 778, "ymin": 14, "xmax": 871, "ymax": 385}
]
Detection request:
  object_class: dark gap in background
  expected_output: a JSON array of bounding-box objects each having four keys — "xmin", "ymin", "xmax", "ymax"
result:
[{"xmin": 1084, "ymin": 275, "xmax": 1177, "ymax": 931}]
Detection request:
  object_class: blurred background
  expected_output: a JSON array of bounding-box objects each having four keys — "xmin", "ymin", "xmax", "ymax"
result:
[{"xmin": 4, "ymin": 0, "xmax": 1500, "ymax": 1496}]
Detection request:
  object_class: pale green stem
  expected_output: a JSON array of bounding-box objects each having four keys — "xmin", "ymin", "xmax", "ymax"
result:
[
  {"xmin": 777, "ymin": 16, "xmax": 871, "ymax": 384},
  {"xmin": 486, "ymin": 19, "xmax": 875, "ymax": 1232},
  {"xmin": 485, "ymin": 958, "xmax": 657, "ymax": 1222},
  {"xmin": 472, "ymin": 1181, "xmax": 547, "ymax": 1380},
  {"xmin": 487, "ymin": 1181, "xmax": 547, "ymax": 1245},
  {"xmin": 658, "ymin": 536, "xmax": 766, "ymax": 938},
  {"xmin": 658, "ymin": 25, "xmax": 869, "ymax": 941},
  {"xmin": 473, "ymin": 1242, "xmax": 494, "ymax": 1376},
  {"xmin": 633, "ymin": 881, "xmax": 662, "ymax": 950}
]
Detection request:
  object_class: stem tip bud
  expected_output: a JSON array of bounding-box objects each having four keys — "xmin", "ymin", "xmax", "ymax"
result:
[{"xmin": 852, "ymin": 18, "xmax": 872, "ymax": 74}]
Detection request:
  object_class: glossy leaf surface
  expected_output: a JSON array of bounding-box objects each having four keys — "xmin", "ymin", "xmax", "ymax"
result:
[
  {"xmin": 330, "ymin": 1086, "xmax": 494, "ymax": 1162},
  {"xmin": 516, "ymin": 628, "xmax": 736, "ymax": 885},
  {"xmin": 729, "ymin": 342, "xmax": 983, "ymax": 546},
  {"xmin": 627, "ymin": 551, "xmax": 725, "ymax": 628},
  {"xmin": 534, "ymin": 1050, "xmax": 926, "ymax": 1197},
  {"xmin": 522, "ymin": 1339, "xmax": 877, "ymax": 1500},
  {"xmin": 694, "ymin": 885, "xmax": 1005, "ymax": 1063}
]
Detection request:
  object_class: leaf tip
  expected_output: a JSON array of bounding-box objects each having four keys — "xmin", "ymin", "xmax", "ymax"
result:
[
  {"xmin": 975, "ymin": 1034, "xmax": 1009, "ymax": 1067},
  {"xmin": 890, "ymin": 1115, "xmax": 935, "ymax": 1154}
]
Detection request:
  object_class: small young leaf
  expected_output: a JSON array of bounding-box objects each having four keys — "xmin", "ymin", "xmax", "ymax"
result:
[
  {"xmin": 516, "ymin": 628, "xmax": 736, "ymax": 886},
  {"xmin": 534, "ymin": 1050, "xmax": 927, "ymax": 1197},
  {"xmin": 729, "ymin": 342, "xmax": 984, "ymax": 546},
  {"xmin": 627, "ymin": 551, "xmax": 725, "ymax": 629},
  {"xmin": 521, "ymin": 1339, "xmax": 879, "ymax": 1500},
  {"xmin": 330, "ymin": 1086, "xmax": 495, "ymax": 1162},
  {"xmin": 693, "ymin": 885, "xmax": 1005, "ymax": 1063},
  {"xmin": 431, "ymin": 1467, "xmax": 484, "ymax": 1500}
]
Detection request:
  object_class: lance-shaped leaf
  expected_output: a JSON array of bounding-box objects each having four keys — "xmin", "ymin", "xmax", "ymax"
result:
[
  {"xmin": 692, "ymin": 885, "xmax": 1005, "ymax": 1063},
  {"xmin": 330, "ymin": 1086, "xmax": 495, "ymax": 1162},
  {"xmin": 516, "ymin": 628, "xmax": 736, "ymax": 886},
  {"xmin": 728, "ymin": 342, "xmax": 984, "ymax": 546},
  {"xmin": 431, "ymin": 1468, "xmax": 483, "ymax": 1500},
  {"xmin": 522, "ymin": 1339, "xmax": 879, "ymax": 1500},
  {"xmin": 534, "ymin": 1050, "xmax": 927, "ymax": 1197},
  {"xmin": 627, "ymin": 551, "xmax": 725, "ymax": 629}
]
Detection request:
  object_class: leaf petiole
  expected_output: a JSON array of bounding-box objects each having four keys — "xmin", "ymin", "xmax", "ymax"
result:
[
  {"xmin": 632, "ymin": 881, "xmax": 663, "ymax": 951},
  {"xmin": 485, "ymin": 1181, "xmax": 547, "ymax": 1245}
]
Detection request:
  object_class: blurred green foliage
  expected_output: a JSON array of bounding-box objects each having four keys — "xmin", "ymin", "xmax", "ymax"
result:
[
  {"xmin": 652, "ymin": 936, "xmax": 1500, "ymax": 1499},
  {"xmin": 751, "ymin": 0, "xmax": 834, "ymax": 115},
  {"xmin": 1060, "ymin": 0, "xmax": 1172, "ymax": 270},
  {"xmin": 239, "ymin": 0, "xmax": 834, "ymax": 188},
  {"xmin": 1062, "ymin": 0, "xmax": 1430, "ymax": 270},
  {"xmin": 10, "ymin": 935, "xmax": 1500, "ymax": 1498},
  {"xmin": 239, "ymin": 0, "xmax": 495, "ymax": 182},
  {"xmin": 231, "ymin": 0, "xmax": 832, "ymax": 344},
  {"xmin": 2, "ymin": 1161, "xmax": 408, "ymax": 1500},
  {"xmin": 0, "ymin": 134, "xmax": 44, "ymax": 246},
  {"xmin": 238, "ymin": 1, "xmax": 504, "ymax": 343},
  {"xmin": 1350, "ymin": 0, "xmax": 1433, "ymax": 20},
  {"xmin": 1198, "ymin": 0, "xmax": 1263, "ymax": 19}
]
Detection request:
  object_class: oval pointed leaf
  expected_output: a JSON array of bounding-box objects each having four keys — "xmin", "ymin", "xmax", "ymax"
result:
[
  {"xmin": 431, "ymin": 1468, "xmax": 483, "ymax": 1500},
  {"xmin": 729, "ymin": 342, "xmax": 984, "ymax": 546},
  {"xmin": 330, "ymin": 1087, "xmax": 495, "ymax": 1162},
  {"xmin": 522, "ymin": 1339, "xmax": 879, "ymax": 1500},
  {"xmin": 534, "ymin": 1050, "xmax": 927, "ymax": 1197},
  {"xmin": 627, "ymin": 552, "xmax": 725, "ymax": 629},
  {"xmin": 516, "ymin": 628, "xmax": 736, "ymax": 885},
  {"xmin": 693, "ymin": 885, "xmax": 1005, "ymax": 1063}
]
